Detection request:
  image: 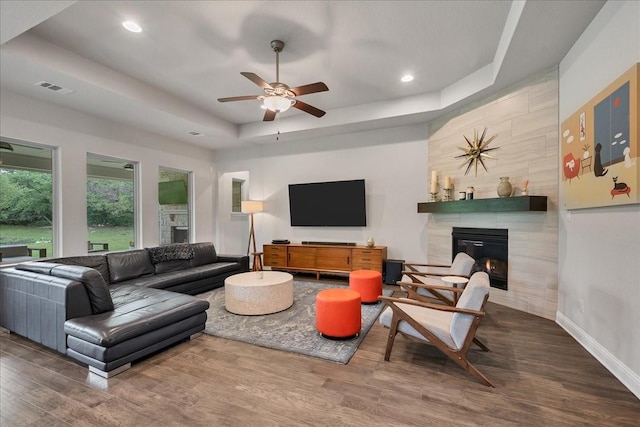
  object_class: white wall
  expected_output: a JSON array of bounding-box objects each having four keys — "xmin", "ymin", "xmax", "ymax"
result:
[
  {"xmin": 0, "ymin": 90, "xmax": 217, "ymax": 256},
  {"xmin": 214, "ymin": 123, "xmax": 429, "ymax": 263},
  {"xmin": 558, "ymin": 0, "xmax": 640, "ymax": 398}
]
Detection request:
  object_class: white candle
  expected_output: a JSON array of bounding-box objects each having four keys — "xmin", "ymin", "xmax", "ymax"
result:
[
  {"xmin": 430, "ymin": 171, "xmax": 437, "ymax": 193},
  {"xmin": 444, "ymin": 176, "xmax": 451, "ymax": 189}
]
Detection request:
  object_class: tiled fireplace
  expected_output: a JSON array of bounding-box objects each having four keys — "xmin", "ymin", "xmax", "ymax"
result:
[
  {"xmin": 159, "ymin": 207, "xmax": 188, "ymax": 245},
  {"xmin": 425, "ymin": 69, "xmax": 559, "ymax": 319}
]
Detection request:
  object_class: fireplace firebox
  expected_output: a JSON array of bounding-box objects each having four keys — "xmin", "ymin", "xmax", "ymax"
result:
[
  {"xmin": 171, "ymin": 226, "xmax": 188, "ymax": 243},
  {"xmin": 452, "ymin": 227, "xmax": 508, "ymax": 290}
]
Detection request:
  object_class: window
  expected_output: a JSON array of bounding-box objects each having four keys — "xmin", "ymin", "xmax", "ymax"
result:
[
  {"xmin": 232, "ymin": 178, "xmax": 245, "ymax": 213},
  {"xmin": 0, "ymin": 140, "xmax": 54, "ymax": 262},
  {"xmin": 158, "ymin": 167, "xmax": 190, "ymax": 245},
  {"xmin": 86, "ymin": 154, "xmax": 136, "ymax": 252}
]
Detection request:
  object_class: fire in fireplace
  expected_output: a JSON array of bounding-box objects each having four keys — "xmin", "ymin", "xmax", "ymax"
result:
[{"xmin": 451, "ymin": 227, "xmax": 508, "ymax": 290}]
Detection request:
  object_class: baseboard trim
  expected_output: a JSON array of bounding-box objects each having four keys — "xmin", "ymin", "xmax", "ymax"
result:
[{"xmin": 556, "ymin": 311, "xmax": 640, "ymax": 399}]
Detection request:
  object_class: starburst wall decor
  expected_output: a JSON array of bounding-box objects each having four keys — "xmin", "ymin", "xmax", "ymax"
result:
[{"xmin": 455, "ymin": 127, "xmax": 499, "ymax": 176}]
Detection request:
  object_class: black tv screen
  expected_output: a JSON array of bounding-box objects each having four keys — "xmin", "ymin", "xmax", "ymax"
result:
[{"xmin": 289, "ymin": 179, "xmax": 366, "ymax": 226}]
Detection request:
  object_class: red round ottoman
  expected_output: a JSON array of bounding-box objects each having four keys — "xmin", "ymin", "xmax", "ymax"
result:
[
  {"xmin": 349, "ymin": 270, "xmax": 383, "ymax": 303},
  {"xmin": 316, "ymin": 288, "xmax": 361, "ymax": 339}
]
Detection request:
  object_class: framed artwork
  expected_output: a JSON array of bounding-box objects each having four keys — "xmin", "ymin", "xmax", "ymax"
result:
[{"xmin": 561, "ymin": 63, "xmax": 639, "ymax": 209}]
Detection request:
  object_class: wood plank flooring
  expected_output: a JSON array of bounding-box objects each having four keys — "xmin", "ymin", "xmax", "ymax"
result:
[{"xmin": 1, "ymin": 283, "xmax": 639, "ymax": 426}]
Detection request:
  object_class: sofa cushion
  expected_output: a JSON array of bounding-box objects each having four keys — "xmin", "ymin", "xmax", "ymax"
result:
[
  {"xmin": 106, "ymin": 249, "xmax": 154, "ymax": 283},
  {"xmin": 16, "ymin": 263, "xmax": 113, "ymax": 314},
  {"xmin": 117, "ymin": 262, "xmax": 239, "ymax": 290},
  {"xmin": 64, "ymin": 285, "xmax": 209, "ymax": 347},
  {"xmin": 47, "ymin": 255, "xmax": 109, "ymax": 283},
  {"xmin": 148, "ymin": 243, "xmax": 193, "ymax": 264},
  {"xmin": 15, "ymin": 261, "xmax": 59, "ymax": 275},
  {"xmin": 49, "ymin": 265, "xmax": 114, "ymax": 314},
  {"xmin": 154, "ymin": 259, "xmax": 191, "ymax": 274},
  {"xmin": 190, "ymin": 242, "xmax": 217, "ymax": 267}
]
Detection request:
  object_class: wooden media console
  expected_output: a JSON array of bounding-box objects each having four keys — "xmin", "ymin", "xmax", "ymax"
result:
[{"xmin": 263, "ymin": 243, "xmax": 387, "ymax": 279}]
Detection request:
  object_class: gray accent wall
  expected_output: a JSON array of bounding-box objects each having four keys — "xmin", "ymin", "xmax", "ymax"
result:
[{"xmin": 558, "ymin": 0, "xmax": 640, "ymax": 399}]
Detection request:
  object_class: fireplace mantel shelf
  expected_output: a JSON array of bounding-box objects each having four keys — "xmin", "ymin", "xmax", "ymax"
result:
[{"xmin": 417, "ymin": 196, "xmax": 547, "ymax": 213}]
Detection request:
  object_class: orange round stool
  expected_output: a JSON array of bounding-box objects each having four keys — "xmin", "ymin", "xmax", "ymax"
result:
[
  {"xmin": 349, "ymin": 270, "xmax": 383, "ymax": 303},
  {"xmin": 316, "ymin": 289, "xmax": 361, "ymax": 339}
]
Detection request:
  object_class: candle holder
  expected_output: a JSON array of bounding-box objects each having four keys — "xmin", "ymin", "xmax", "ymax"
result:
[
  {"xmin": 443, "ymin": 188, "xmax": 452, "ymax": 201},
  {"xmin": 430, "ymin": 192, "xmax": 439, "ymax": 202}
]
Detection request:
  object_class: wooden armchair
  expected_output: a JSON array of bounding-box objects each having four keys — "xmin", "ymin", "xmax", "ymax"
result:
[
  {"xmin": 401, "ymin": 252, "xmax": 475, "ymax": 305},
  {"xmin": 378, "ymin": 271, "xmax": 493, "ymax": 387}
]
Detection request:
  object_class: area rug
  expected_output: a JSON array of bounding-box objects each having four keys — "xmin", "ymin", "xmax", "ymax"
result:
[{"xmin": 199, "ymin": 280, "xmax": 392, "ymax": 364}]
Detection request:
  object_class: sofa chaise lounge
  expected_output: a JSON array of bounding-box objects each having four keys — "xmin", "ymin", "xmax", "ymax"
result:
[{"xmin": 0, "ymin": 242, "xmax": 249, "ymax": 377}]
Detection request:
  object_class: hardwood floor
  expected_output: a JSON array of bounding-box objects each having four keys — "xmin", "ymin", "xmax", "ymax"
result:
[{"xmin": 1, "ymin": 284, "xmax": 639, "ymax": 426}]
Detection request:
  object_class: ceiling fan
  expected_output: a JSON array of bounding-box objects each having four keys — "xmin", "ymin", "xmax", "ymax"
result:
[
  {"xmin": 99, "ymin": 159, "xmax": 134, "ymax": 170},
  {"xmin": 218, "ymin": 40, "xmax": 329, "ymax": 121}
]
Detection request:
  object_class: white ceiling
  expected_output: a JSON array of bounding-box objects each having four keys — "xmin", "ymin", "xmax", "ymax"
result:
[{"xmin": 0, "ymin": 1, "xmax": 605, "ymax": 150}]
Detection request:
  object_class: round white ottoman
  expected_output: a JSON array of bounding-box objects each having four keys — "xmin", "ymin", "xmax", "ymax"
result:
[{"xmin": 224, "ymin": 271, "xmax": 294, "ymax": 315}]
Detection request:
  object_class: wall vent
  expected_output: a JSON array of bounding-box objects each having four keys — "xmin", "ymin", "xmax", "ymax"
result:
[{"xmin": 34, "ymin": 81, "xmax": 74, "ymax": 95}]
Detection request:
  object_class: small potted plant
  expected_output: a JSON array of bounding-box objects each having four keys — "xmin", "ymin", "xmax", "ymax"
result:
[{"xmin": 582, "ymin": 143, "xmax": 591, "ymax": 159}]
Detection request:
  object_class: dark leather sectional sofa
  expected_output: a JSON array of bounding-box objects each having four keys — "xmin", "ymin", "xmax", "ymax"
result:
[{"xmin": 0, "ymin": 242, "xmax": 249, "ymax": 377}]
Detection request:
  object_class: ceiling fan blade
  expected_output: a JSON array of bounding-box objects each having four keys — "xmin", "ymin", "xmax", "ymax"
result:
[
  {"xmin": 289, "ymin": 82, "xmax": 329, "ymax": 96},
  {"xmin": 292, "ymin": 100, "xmax": 326, "ymax": 118},
  {"xmin": 263, "ymin": 109, "xmax": 276, "ymax": 121},
  {"xmin": 217, "ymin": 95, "xmax": 260, "ymax": 103},
  {"xmin": 240, "ymin": 72, "xmax": 273, "ymax": 89}
]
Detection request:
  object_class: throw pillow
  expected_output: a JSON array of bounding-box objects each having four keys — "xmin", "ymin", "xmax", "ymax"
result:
[{"xmin": 147, "ymin": 243, "xmax": 194, "ymax": 264}]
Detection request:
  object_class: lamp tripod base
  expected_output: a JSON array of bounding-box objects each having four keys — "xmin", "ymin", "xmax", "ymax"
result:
[{"xmin": 251, "ymin": 252, "xmax": 263, "ymax": 271}]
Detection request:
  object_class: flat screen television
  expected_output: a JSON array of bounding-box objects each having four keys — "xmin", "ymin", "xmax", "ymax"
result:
[
  {"xmin": 288, "ymin": 179, "xmax": 366, "ymax": 226},
  {"xmin": 159, "ymin": 180, "xmax": 188, "ymax": 205}
]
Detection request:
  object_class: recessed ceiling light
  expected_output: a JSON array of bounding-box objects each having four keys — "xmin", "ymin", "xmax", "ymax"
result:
[
  {"xmin": 401, "ymin": 74, "xmax": 414, "ymax": 83},
  {"xmin": 122, "ymin": 21, "xmax": 142, "ymax": 33}
]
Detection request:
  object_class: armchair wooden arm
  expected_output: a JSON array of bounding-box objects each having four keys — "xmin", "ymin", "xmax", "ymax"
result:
[
  {"xmin": 404, "ymin": 262, "xmax": 451, "ymax": 269},
  {"xmin": 396, "ymin": 280, "xmax": 465, "ymax": 294},
  {"xmin": 402, "ymin": 270, "xmax": 470, "ymax": 279},
  {"xmin": 378, "ymin": 295, "xmax": 485, "ymax": 316},
  {"xmin": 397, "ymin": 277, "xmax": 465, "ymax": 306}
]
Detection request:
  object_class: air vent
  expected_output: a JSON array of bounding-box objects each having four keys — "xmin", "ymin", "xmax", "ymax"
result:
[{"xmin": 34, "ymin": 81, "xmax": 74, "ymax": 95}]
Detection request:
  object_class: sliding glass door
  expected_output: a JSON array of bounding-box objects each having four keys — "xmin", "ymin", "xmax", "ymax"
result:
[
  {"xmin": 86, "ymin": 154, "xmax": 136, "ymax": 252},
  {"xmin": 0, "ymin": 140, "xmax": 54, "ymax": 262},
  {"xmin": 158, "ymin": 167, "xmax": 190, "ymax": 245}
]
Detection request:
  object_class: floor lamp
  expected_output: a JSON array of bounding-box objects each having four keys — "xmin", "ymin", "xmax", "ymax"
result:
[{"xmin": 241, "ymin": 200, "xmax": 264, "ymax": 271}]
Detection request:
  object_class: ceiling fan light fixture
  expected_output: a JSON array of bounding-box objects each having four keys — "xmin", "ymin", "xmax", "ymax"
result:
[{"xmin": 263, "ymin": 95, "xmax": 293, "ymax": 113}]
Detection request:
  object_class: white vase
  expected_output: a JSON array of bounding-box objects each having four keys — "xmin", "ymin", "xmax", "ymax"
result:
[{"xmin": 367, "ymin": 237, "xmax": 375, "ymax": 247}]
